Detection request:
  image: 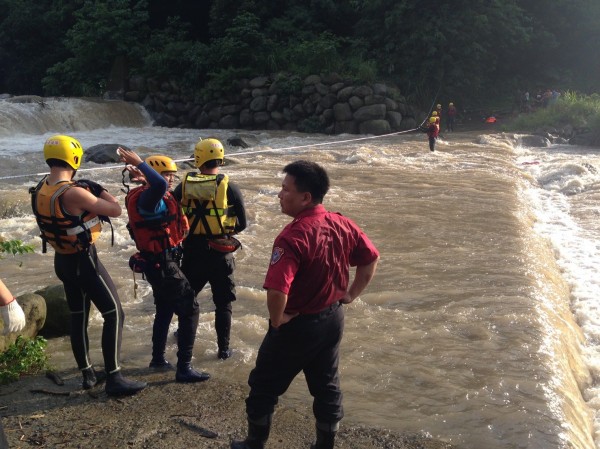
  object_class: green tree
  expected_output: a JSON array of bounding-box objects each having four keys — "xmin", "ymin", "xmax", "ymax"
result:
[
  {"xmin": 517, "ymin": 0, "xmax": 600, "ymax": 92},
  {"xmin": 0, "ymin": 0, "xmax": 597, "ymax": 110},
  {"xmin": 141, "ymin": 17, "xmax": 208, "ymax": 89},
  {"xmin": 0, "ymin": 0, "xmax": 79, "ymax": 94},
  {"xmin": 352, "ymin": 0, "xmax": 531, "ymax": 105},
  {"xmin": 43, "ymin": 0, "xmax": 150, "ymax": 96}
]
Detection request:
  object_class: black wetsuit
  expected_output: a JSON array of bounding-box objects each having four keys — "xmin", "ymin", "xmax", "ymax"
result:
[
  {"xmin": 129, "ymin": 163, "xmax": 199, "ymax": 368},
  {"xmin": 54, "ymin": 244, "xmax": 123, "ymax": 374},
  {"xmin": 173, "ymin": 178, "xmax": 247, "ymax": 355}
]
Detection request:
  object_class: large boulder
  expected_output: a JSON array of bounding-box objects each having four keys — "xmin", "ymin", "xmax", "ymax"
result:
[
  {"xmin": 354, "ymin": 104, "xmax": 386, "ymax": 122},
  {"xmin": 227, "ymin": 134, "xmax": 259, "ymax": 148},
  {"xmin": 0, "ymin": 293, "xmax": 46, "ymax": 352},
  {"xmin": 518, "ymin": 135, "xmax": 551, "ymax": 148},
  {"xmin": 386, "ymin": 111, "xmax": 403, "ymax": 130},
  {"xmin": 333, "ymin": 103, "xmax": 353, "ymax": 122},
  {"xmin": 399, "ymin": 117, "xmax": 418, "ymax": 131},
  {"xmin": 85, "ymin": 144, "xmax": 132, "ymax": 163},
  {"xmin": 36, "ymin": 284, "xmax": 70, "ymax": 338},
  {"xmin": 359, "ymin": 119, "xmax": 391, "ymax": 135}
]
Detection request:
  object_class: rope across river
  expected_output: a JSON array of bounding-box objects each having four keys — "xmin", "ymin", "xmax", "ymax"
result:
[{"xmin": 0, "ymin": 127, "xmax": 421, "ymax": 181}]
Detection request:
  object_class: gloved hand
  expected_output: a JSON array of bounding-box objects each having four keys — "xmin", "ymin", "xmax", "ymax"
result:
[
  {"xmin": 77, "ymin": 179, "xmax": 107, "ymax": 197},
  {"xmin": 0, "ymin": 298, "xmax": 26, "ymax": 334}
]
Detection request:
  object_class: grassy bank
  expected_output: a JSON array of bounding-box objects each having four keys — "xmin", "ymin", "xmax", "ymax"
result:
[{"xmin": 507, "ymin": 91, "xmax": 600, "ymax": 134}]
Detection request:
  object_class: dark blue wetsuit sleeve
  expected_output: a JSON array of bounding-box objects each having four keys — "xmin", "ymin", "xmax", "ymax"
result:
[
  {"xmin": 137, "ymin": 162, "xmax": 167, "ymax": 213},
  {"xmin": 228, "ymin": 181, "xmax": 247, "ymax": 233}
]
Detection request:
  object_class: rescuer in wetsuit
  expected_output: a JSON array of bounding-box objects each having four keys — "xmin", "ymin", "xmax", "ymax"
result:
[
  {"xmin": 121, "ymin": 148, "xmax": 209, "ymax": 383},
  {"xmin": 173, "ymin": 138, "xmax": 247, "ymax": 360},
  {"xmin": 30, "ymin": 135, "xmax": 146, "ymax": 396}
]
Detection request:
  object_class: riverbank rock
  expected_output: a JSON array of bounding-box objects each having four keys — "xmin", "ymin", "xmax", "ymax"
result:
[
  {"xmin": 36, "ymin": 284, "xmax": 70, "ymax": 338},
  {"xmin": 518, "ymin": 135, "xmax": 551, "ymax": 147},
  {"xmin": 0, "ymin": 371, "xmax": 457, "ymax": 449},
  {"xmin": 0, "ymin": 293, "xmax": 46, "ymax": 352},
  {"xmin": 85, "ymin": 144, "xmax": 132, "ymax": 163}
]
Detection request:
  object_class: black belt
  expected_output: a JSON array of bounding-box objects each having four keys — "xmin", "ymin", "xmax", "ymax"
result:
[{"xmin": 295, "ymin": 301, "xmax": 342, "ymax": 321}]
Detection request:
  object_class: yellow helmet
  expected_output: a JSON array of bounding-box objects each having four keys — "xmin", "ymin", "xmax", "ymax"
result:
[
  {"xmin": 194, "ymin": 138, "xmax": 224, "ymax": 168},
  {"xmin": 429, "ymin": 117, "xmax": 437, "ymax": 123},
  {"xmin": 431, "ymin": 111, "xmax": 438, "ymax": 116},
  {"xmin": 43, "ymin": 135, "xmax": 83, "ymax": 170},
  {"xmin": 146, "ymin": 155, "xmax": 177, "ymax": 174}
]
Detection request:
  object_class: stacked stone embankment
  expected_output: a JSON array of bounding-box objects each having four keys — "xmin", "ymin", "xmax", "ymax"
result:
[{"xmin": 124, "ymin": 73, "xmax": 419, "ymax": 135}]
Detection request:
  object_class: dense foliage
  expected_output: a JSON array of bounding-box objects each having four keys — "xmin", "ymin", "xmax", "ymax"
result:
[
  {"xmin": 0, "ymin": 0, "xmax": 598, "ymax": 108},
  {"xmin": 0, "ymin": 336, "xmax": 50, "ymax": 384},
  {"xmin": 509, "ymin": 92, "xmax": 600, "ymax": 134}
]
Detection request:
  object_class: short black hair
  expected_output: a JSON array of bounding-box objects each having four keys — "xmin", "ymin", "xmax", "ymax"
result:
[
  {"xmin": 283, "ymin": 160, "xmax": 329, "ymax": 203},
  {"xmin": 46, "ymin": 158, "xmax": 73, "ymax": 169},
  {"xmin": 203, "ymin": 159, "xmax": 220, "ymax": 169}
]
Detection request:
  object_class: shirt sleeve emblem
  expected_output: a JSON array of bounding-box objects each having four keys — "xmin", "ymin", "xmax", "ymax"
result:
[{"xmin": 270, "ymin": 247, "xmax": 284, "ymax": 265}]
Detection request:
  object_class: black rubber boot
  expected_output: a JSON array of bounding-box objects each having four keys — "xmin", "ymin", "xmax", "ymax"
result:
[
  {"xmin": 81, "ymin": 367, "xmax": 106, "ymax": 390},
  {"xmin": 105, "ymin": 371, "xmax": 147, "ymax": 397},
  {"xmin": 231, "ymin": 415, "xmax": 272, "ymax": 449},
  {"xmin": 175, "ymin": 311, "xmax": 208, "ymax": 382},
  {"xmin": 310, "ymin": 421, "xmax": 338, "ymax": 449},
  {"xmin": 215, "ymin": 303, "xmax": 232, "ymax": 357},
  {"xmin": 175, "ymin": 363, "xmax": 210, "ymax": 383},
  {"xmin": 149, "ymin": 355, "xmax": 174, "ymax": 370},
  {"xmin": 151, "ymin": 304, "xmax": 171, "ymax": 365},
  {"xmin": 218, "ymin": 348, "xmax": 233, "ymax": 360}
]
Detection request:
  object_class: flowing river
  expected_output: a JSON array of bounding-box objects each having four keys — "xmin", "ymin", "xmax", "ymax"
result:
[{"xmin": 1, "ymin": 98, "xmax": 599, "ymax": 449}]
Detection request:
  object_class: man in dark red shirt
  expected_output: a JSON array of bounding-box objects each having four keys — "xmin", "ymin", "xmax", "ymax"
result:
[{"xmin": 232, "ymin": 160, "xmax": 379, "ymax": 449}]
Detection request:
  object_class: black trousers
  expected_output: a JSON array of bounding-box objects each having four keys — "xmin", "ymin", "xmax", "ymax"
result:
[
  {"xmin": 429, "ymin": 136, "xmax": 437, "ymax": 151},
  {"xmin": 181, "ymin": 236, "xmax": 236, "ymax": 352},
  {"xmin": 246, "ymin": 303, "xmax": 345, "ymax": 424},
  {"xmin": 143, "ymin": 254, "xmax": 199, "ymax": 367},
  {"xmin": 54, "ymin": 245, "xmax": 123, "ymax": 374}
]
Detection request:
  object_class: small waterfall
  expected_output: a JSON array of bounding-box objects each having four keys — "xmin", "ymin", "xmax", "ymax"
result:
[{"xmin": 0, "ymin": 96, "xmax": 152, "ymax": 136}]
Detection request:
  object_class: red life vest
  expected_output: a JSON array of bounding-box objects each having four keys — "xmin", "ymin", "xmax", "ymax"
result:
[{"xmin": 125, "ymin": 186, "xmax": 189, "ymax": 254}]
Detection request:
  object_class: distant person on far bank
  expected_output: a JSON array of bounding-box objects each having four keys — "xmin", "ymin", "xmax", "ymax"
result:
[
  {"xmin": 435, "ymin": 103, "xmax": 443, "ymax": 129},
  {"xmin": 120, "ymin": 148, "xmax": 209, "ymax": 383},
  {"xmin": 231, "ymin": 160, "xmax": 379, "ymax": 449},
  {"xmin": 523, "ymin": 91, "xmax": 531, "ymax": 112},
  {"xmin": 29, "ymin": 135, "xmax": 146, "ymax": 396},
  {"xmin": 0, "ymin": 279, "xmax": 26, "ymax": 334},
  {"xmin": 446, "ymin": 102, "xmax": 457, "ymax": 132}
]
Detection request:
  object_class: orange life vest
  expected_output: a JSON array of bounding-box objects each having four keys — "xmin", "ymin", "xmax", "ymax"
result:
[
  {"xmin": 125, "ymin": 186, "xmax": 189, "ymax": 254},
  {"xmin": 30, "ymin": 177, "xmax": 102, "ymax": 254}
]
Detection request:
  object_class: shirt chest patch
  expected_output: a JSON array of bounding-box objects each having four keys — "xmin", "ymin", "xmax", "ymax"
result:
[{"xmin": 270, "ymin": 247, "xmax": 284, "ymax": 265}]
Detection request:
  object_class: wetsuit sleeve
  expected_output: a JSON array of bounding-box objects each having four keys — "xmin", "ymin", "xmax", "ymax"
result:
[
  {"xmin": 227, "ymin": 181, "xmax": 247, "ymax": 233},
  {"xmin": 137, "ymin": 162, "xmax": 167, "ymax": 213}
]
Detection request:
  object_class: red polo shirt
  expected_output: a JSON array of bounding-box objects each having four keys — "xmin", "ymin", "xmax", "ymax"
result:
[{"xmin": 263, "ymin": 204, "xmax": 379, "ymax": 314}]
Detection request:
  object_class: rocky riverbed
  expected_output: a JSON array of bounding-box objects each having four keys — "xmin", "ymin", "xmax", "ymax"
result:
[{"xmin": 1, "ymin": 368, "xmax": 456, "ymax": 448}]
